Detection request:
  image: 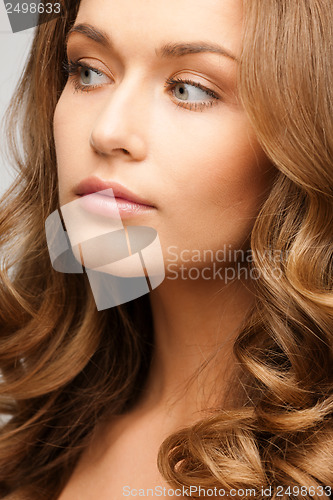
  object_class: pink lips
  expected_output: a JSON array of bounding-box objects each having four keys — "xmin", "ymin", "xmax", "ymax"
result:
[{"xmin": 75, "ymin": 176, "xmax": 155, "ymax": 219}]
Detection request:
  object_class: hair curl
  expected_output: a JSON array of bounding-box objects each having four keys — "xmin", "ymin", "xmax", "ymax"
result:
[{"xmin": 0, "ymin": 0, "xmax": 332, "ymax": 498}]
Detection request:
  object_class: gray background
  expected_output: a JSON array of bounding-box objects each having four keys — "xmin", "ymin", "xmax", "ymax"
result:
[{"xmin": 0, "ymin": 22, "xmax": 35, "ymax": 197}]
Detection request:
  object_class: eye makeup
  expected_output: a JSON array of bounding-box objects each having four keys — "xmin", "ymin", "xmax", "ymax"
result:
[{"xmin": 63, "ymin": 58, "xmax": 223, "ymax": 112}]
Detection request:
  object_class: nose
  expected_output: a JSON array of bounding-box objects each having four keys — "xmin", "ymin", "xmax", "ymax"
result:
[{"xmin": 89, "ymin": 73, "xmax": 148, "ymax": 161}]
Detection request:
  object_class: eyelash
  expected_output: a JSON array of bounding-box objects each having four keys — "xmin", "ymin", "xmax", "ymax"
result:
[{"xmin": 63, "ymin": 59, "xmax": 220, "ymax": 111}]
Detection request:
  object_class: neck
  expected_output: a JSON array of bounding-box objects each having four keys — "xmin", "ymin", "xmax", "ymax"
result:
[{"xmin": 137, "ymin": 275, "xmax": 255, "ymax": 420}]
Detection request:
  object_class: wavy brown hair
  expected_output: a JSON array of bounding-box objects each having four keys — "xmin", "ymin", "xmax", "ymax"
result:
[{"xmin": 0, "ymin": 0, "xmax": 332, "ymax": 498}]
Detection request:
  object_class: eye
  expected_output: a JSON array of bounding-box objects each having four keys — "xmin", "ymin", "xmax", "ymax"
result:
[
  {"xmin": 165, "ymin": 77, "xmax": 220, "ymax": 111},
  {"xmin": 64, "ymin": 59, "xmax": 111, "ymax": 92},
  {"xmin": 79, "ymin": 67, "xmax": 106, "ymax": 86},
  {"xmin": 174, "ymin": 82, "xmax": 211, "ymax": 101},
  {"xmin": 63, "ymin": 59, "xmax": 221, "ymax": 110}
]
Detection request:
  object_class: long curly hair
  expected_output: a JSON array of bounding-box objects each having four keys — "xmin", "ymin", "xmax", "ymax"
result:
[{"xmin": 0, "ymin": 0, "xmax": 332, "ymax": 498}]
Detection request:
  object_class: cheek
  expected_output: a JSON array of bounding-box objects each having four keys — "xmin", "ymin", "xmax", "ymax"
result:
[
  {"xmin": 208, "ymin": 139, "xmax": 272, "ymax": 211},
  {"xmin": 167, "ymin": 110, "xmax": 273, "ymax": 215},
  {"xmin": 160, "ymin": 111, "xmax": 275, "ymax": 249},
  {"xmin": 53, "ymin": 94, "xmax": 89, "ymax": 204}
]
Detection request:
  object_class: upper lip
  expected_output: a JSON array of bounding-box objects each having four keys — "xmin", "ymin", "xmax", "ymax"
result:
[{"xmin": 75, "ymin": 176, "xmax": 155, "ymax": 207}]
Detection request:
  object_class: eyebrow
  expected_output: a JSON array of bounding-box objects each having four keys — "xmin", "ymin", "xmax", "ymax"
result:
[{"xmin": 66, "ymin": 23, "xmax": 239, "ymax": 63}]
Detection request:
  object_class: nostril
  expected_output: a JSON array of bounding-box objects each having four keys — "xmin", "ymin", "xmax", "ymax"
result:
[{"xmin": 122, "ymin": 148, "xmax": 130, "ymax": 154}]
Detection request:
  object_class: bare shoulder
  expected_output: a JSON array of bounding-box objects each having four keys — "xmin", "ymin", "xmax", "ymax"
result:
[{"xmin": 57, "ymin": 408, "xmax": 185, "ymax": 499}]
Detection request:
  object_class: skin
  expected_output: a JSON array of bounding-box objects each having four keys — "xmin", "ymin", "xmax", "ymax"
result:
[{"xmin": 54, "ymin": 0, "xmax": 277, "ymax": 497}]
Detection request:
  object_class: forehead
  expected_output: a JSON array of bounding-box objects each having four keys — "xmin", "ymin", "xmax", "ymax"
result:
[{"xmin": 75, "ymin": 0, "xmax": 243, "ymax": 59}]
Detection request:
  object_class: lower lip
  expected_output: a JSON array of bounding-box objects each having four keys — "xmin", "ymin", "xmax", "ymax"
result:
[{"xmin": 78, "ymin": 192, "xmax": 155, "ymax": 219}]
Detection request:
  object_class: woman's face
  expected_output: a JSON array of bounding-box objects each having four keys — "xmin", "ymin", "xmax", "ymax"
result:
[{"xmin": 53, "ymin": 0, "xmax": 275, "ymax": 274}]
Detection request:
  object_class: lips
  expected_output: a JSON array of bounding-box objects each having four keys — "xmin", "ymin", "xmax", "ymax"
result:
[{"xmin": 75, "ymin": 176, "xmax": 155, "ymax": 207}]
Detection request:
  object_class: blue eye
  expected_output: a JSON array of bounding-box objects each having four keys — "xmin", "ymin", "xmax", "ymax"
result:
[
  {"xmin": 165, "ymin": 77, "xmax": 220, "ymax": 111},
  {"xmin": 64, "ymin": 60, "xmax": 110, "ymax": 92},
  {"xmin": 80, "ymin": 67, "xmax": 98, "ymax": 85},
  {"xmin": 63, "ymin": 58, "xmax": 221, "ymax": 110},
  {"xmin": 79, "ymin": 67, "xmax": 110, "ymax": 87},
  {"xmin": 172, "ymin": 80, "xmax": 215, "ymax": 101}
]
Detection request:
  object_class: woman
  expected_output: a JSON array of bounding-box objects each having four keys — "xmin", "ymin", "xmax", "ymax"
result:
[{"xmin": 0, "ymin": 0, "xmax": 332, "ymax": 498}]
